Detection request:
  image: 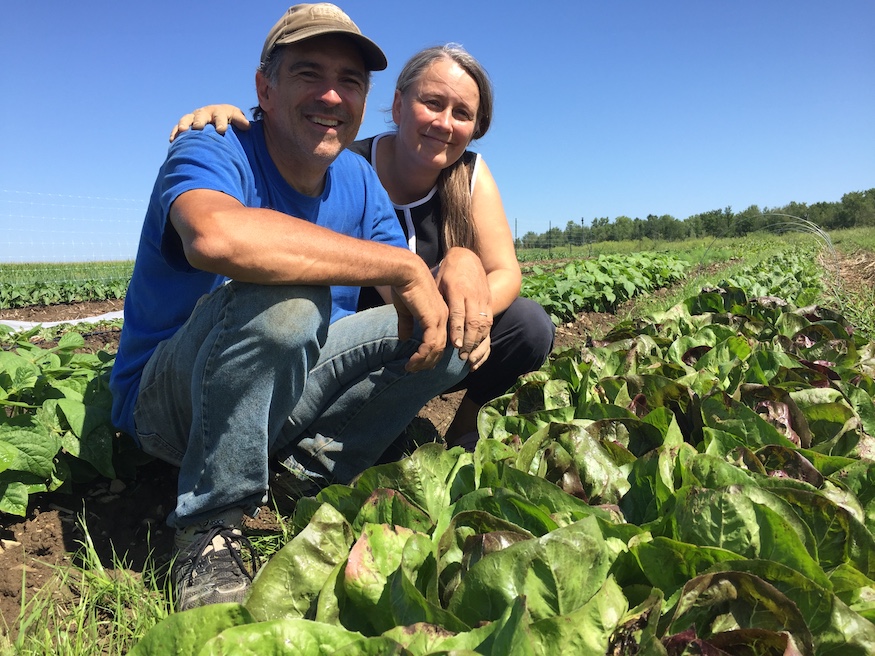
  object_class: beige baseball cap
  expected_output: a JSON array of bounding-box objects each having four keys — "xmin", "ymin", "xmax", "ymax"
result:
[{"xmin": 260, "ymin": 3, "xmax": 388, "ymax": 71}]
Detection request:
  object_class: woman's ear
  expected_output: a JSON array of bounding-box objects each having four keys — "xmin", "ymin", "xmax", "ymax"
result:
[{"xmin": 391, "ymin": 89, "xmax": 403, "ymax": 125}]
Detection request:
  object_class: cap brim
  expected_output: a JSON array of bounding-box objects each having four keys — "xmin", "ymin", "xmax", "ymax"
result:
[{"xmin": 273, "ymin": 28, "xmax": 387, "ymax": 71}]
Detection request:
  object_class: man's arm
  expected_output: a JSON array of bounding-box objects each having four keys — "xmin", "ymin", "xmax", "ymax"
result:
[{"xmin": 170, "ymin": 189, "xmax": 449, "ymax": 371}]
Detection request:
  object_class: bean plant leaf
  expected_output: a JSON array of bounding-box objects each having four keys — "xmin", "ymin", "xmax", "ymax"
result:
[
  {"xmin": 0, "ymin": 477, "xmax": 30, "ymax": 516},
  {"xmin": 0, "ymin": 440, "xmax": 17, "ymax": 474},
  {"xmin": 0, "ymin": 422, "xmax": 59, "ymax": 480}
]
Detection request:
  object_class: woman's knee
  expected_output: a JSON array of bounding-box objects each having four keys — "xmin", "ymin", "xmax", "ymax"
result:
[{"xmin": 499, "ymin": 297, "xmax": 556, "ymax": 360}]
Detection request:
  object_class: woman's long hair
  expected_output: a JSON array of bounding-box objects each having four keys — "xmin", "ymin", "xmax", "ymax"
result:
[{"xmin": 395, "ymin": 44, "xmax": 494, "ymax": 252}]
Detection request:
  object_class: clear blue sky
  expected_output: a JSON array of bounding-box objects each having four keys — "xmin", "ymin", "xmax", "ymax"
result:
[{"xmin": 1, "ymin": 0, "xmax": 873, "ymax": 262}]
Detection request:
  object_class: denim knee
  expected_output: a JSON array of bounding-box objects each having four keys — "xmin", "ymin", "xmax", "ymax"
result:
[{"xmin": 226, "ymin": 282, "xmax": 332, "ymax": 351}]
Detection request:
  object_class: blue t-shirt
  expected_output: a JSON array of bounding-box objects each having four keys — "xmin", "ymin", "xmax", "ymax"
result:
[{"xmin": 110, "ymin": 122, "xmax": 405, "ymax": 437}]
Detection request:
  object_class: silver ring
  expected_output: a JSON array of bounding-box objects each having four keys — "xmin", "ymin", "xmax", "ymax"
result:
[{"xmin": 479, "ymin": 312, "xmax": 488, "ymax": 316}]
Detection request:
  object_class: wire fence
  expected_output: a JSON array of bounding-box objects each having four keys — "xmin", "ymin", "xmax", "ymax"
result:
[{"xmin": 0, "ymin": 189, "xmax": 143, "ymax": 284}]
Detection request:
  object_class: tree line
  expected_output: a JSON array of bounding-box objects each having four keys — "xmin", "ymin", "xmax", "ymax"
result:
[{"xmin": 517, "ymin": 188, "xmax": 875, "ymax": 249}]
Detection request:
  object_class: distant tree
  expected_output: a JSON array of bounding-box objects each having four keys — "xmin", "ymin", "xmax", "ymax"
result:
[
  {"xmin": 564, "ymin": 220, "xmax": 584, "ymax": 246},
  {"xmin": 733, "ymin": 205, "xmax": 762, "ymax": 236},
  {"xmin": 518, "ymin": 187, "xmax": 872, "ymax": 250},
  {"xmin": 807, "ymin": 201, "xmax": 840, "ymax": 229},
  {"xmin": 660, "ymin": 214, "xmax": 687, "ymax": 240},
  {"xmin": 837, "ymin": 189, "xmax": 875, "ymax": 227},
  {"xmin": 519, "ymin": 231, "xmax": 541, "ymax": 249},
  {"xmin": 644, "ymin": 214, "xmax": 661, "ymax": 240},
  {"xmin": 590, "ymin": 217, "xmax": 611, "ymax": 243},
  {"xmin": 691, "ymin": 208, "xmax": 729, "ymax": 238},
  {"xmin": 775, "ymin": 201, "xmax": 809, "ymax": 221},
  {"xmin": 544, "ymin": 226, "xmax": 564, "ymax": 250},
  {"xmin": 614, "ymin": 215, "xmax": 634, "ymax": 241}
]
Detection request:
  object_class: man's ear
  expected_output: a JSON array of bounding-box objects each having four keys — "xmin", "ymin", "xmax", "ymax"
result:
[
  {"xmin": 391, "ymin": 89, "xmax": 403, "ymax": 125},
  {"xmin": 255, "ymin": 71, "xmax": 272, "ymax": 111}
]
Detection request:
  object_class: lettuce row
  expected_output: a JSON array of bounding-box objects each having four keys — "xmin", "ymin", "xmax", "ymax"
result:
[{"xmin": 132, "ymin": 285, "xmax": 875, "ymax": 655}]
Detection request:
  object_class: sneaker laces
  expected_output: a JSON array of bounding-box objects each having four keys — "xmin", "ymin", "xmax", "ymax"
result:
[{"xmin": 180, "ymin": 525, "xmax": 258, "ymax": 585}]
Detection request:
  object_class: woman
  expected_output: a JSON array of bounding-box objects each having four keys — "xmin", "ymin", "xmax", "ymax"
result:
[{"xmin": 172, "ymin": 44, "xmax": 555, "ymax": 450}]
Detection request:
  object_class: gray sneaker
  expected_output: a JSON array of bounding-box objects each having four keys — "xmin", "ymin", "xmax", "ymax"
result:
[{"xmin": 173, "ymin": 525, "xmax": 258, "ymax": 612}]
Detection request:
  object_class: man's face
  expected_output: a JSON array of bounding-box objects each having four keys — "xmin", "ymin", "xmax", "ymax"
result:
[{"xmin": 258, "ymin": 35, "xmax": 368, "ymax": 168}]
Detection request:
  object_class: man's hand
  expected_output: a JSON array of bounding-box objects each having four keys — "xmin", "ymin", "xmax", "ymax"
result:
[
  {"xmin": 169, "ymin": 104, "xmax": 251, "ymax": 142},
  {"xmin": 434, "ymin": 247, "xmax": 493, "ymax": 367},
  {"xmin": 391, "ymin": 264, "xmax": 450, "ymax": 372}
]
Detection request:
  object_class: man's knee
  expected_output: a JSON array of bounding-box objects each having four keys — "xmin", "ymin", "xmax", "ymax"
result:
[{"xmin": 229, "ymin": 282, "xmax": 332, "ymax": 350}]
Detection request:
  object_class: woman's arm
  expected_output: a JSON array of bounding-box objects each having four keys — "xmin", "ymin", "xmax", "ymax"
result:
[
  {"xmin": 169, "ymin": 104, "xmax": 250, "ymax": 142},
  {"xmin": 470, "ymin": 158, "xmax": 522, "ymax": 315}
]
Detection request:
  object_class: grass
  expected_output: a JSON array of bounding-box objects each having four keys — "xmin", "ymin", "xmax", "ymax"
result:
[
  {"xmin": 3, "ymin": 518, "xmax": 170, "ymax": 655},
  {"xmin": 824, "ymin": 280, "xmax": 875, "ymax": 341},
  {"xmin": 819, "ymin": 230, "xmax": 875, "ymax": 340},
  {"xmin": 516, "ymin": 232, "xmax": 796, "ymax": 265},
  {"xmin": 830, "ymin": 226, "xmax": 875, "ymax": 251},
  {"xmin": 2, "ymin": 507, "xmax": 292, "ymax": 656}
]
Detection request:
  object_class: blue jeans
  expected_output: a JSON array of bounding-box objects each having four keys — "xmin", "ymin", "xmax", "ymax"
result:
[{"xmin": 133, "ymin": 282, "xmax": 468, "ymax": 529}]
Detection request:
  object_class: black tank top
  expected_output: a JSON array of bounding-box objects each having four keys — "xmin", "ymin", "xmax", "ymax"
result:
[{"xmin": 350, "ymin": 134, "xmax": 478, "ymax": 310}]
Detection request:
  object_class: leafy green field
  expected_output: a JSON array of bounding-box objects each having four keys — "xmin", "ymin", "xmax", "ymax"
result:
[
  {"xmin": 0, "ymin": 261, "xmax": 132, "ymax": 308},
  {"xmin": 3, "ymin": 231, "xmax": 875, "ymax": 654}
]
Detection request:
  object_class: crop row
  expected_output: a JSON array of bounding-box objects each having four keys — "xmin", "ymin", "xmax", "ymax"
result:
[
  {"xmin": 130, "ymin": 246, "xmax": 875, "ymax": 653},
  {"xmin": 0, "ymin": 278, "xmax": 128, "ymax": 309},
  {"xmin": 521, "ymin": 252, "xmax": 690, "ymax": 323},
  {"xmin": 0, "ymin": 327, "xmax": 125, "ymax": 516},
  {"xmin": 0, "ymin": 251, "xmax": 697, "ymax": 516}
]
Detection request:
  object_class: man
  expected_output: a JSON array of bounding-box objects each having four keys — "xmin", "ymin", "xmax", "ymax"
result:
[{"xmin": 109, "ymin": 3, "xmax": 469, "ymax": 612}]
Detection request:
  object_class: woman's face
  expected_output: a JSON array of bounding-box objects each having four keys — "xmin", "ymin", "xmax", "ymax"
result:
[{"xmin": 392, "ymin": 58, "xmax": 480, "ymax": 172}]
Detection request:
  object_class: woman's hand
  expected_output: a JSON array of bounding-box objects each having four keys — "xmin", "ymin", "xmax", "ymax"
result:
[
  {"xmin": 169, "ymin": 104, "xmax": 250, "ymax": 142},
  {"xmin": 466, "ymin": 334, "xmax": 491, "ymax": 372},
  {"xmin": 434, "ymin": 247, "xmax": 493, "ymax": 366}
]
